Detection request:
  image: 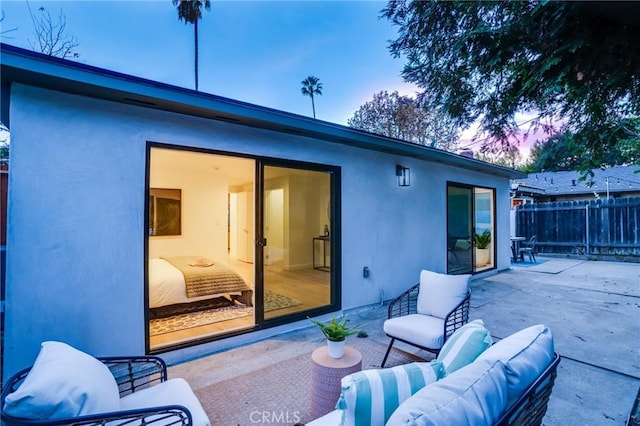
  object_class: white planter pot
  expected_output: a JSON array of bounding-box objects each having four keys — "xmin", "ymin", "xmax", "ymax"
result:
[
  {"xmin": 476, "ymin": 248, "xmax": 490, "ymax": 266},
  {"xmin": 327, "ymin": 339, "xmax": 346, "ymax": 359}
]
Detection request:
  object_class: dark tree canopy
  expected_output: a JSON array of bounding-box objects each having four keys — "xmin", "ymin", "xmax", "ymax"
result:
[
  {"xmin": 382, "ymin": 0, "xmax": 640, "ymax": 174},
  {"xmin": 524, "ymin": 120, "xmax": 640, "ymax": 173},
  {"xmin": 347, "ymin": 90, "xmax": 459, "ymax": 151}
]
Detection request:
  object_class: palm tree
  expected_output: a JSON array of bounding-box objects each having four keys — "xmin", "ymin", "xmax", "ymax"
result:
[
  {"xmin": 301, "ymin": 76, "xmax": 323, "ymax": 119},
  {"xmin": 173, "ymin": 0, "xmax": 211, "ymax": 91}
]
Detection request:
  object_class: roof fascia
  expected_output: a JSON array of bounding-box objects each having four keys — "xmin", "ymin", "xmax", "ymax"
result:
[{"xmin": 0, "ymin": 43, "xmax": 525, "ymax": 179}]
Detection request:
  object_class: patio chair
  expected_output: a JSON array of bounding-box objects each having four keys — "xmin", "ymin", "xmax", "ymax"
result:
[
  {"xmin": 519, "ymin": 235, "xmax": 537, "ymax": 262},
  {"xmin": 1, "ymin": 341, "xmax": 210, "ymax": 426},
  {"xmin": 381, "ymin": 270, "xmax": 471, "ymax": 367}
]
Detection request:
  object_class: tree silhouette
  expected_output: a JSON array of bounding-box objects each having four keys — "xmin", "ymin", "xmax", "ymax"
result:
[
  {"xmin": 173, "ymin": 0, "xmax": 211, "ymax": 91},
  {"xmin": 301, "ymin": 76, "xmax": 323, "ymax": 119}
]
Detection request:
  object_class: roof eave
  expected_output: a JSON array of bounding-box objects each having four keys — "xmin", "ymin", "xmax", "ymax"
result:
[{"xmin": 0, "ymin": 43, "xmax": 524, "ymax": 179}]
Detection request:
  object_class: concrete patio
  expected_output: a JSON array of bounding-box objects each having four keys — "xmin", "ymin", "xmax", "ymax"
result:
[{"xmin": 170, "ymin": 258, "xmax": 640, "ymax": 425}]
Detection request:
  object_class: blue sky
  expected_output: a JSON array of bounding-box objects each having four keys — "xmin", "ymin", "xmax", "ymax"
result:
[{"xmin": 1, "ymin": 0, "xmax": 420, "ymax": 125}]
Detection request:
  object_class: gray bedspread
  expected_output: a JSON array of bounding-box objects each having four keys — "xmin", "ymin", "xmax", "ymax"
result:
[{"xmin": 161, "ymin": 256, "xmax": 251, "ymax": 300}]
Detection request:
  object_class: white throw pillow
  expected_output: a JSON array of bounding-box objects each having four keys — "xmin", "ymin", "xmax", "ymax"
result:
[
  {"xmin": 385, "ymin": 358, "xmax": 508, "ymax": 426},
  {"xmin": 120, "ymin": 378, "xmax": 210, "ymax": 426},
  {"xmin": 437, "ymin": 319, "xmax": 493, "ymax": 374},
  {"xmin": 3, "ymin": 341, "xmax": 120, "ymax": 419},
  {"xmin": 475, "ymin": 324, "xmax": 554, "ymax": 406},
  {"xmin": 417, "ymin": 270, "xmax": 470, "ymax": 318},
  {"xmin": 338, "ymin": 361, "xmax": 445, "ymax": 426}
]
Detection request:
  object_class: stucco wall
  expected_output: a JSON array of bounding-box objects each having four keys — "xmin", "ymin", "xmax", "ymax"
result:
[{"xmin": 4, "ymin": 84, "xmax": 513, "ymax": 377}]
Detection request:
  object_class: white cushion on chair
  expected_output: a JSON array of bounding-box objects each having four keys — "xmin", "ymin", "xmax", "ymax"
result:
[
  {"xmin": 417, "ymin": 270, "xmax": 470, "ymax": 319},
  {"xmin": 384, "ymin": 314, "xmax": 445, "ymax": 350},
  {"xmin": 3, "ymin": 341, "xmax": 120, "ymax": 419},
  {"xmin": 119, "ymin": 378, "xmax": 210, "ymax": 426}
]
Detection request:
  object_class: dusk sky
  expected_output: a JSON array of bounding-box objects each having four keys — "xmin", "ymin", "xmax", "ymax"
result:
[
  {"xmin": 1, "ymin": 0, "xmax": 421, "ymax": 125},
  {"xmin": 1, "ymin": 0, "xmax": 542, "ymax": 156}
]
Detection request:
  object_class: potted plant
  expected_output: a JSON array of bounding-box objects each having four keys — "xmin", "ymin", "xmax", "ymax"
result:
[
  {"xmin": 474, "ymin": 229, "xmax": 491, "ymax": 266},
  {"xmin": 309, "ymin": 315, "xmax": 361, "ymax": 358}
]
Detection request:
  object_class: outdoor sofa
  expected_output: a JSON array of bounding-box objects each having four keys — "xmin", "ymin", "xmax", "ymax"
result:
[
  {"xmin": 304, "ymin": 321, "xmax": 559, "ymax": 426},
  {"xmin": 0, "ymin": 341, "xmax": 210, "ymax": 426}
]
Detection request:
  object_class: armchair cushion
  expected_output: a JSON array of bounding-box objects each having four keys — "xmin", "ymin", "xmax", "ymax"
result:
[
  {"xmin": 437, "ymin": 319, "xmax": 493, "ymax": 375},
  {"xmin": 386, "ymin": 358, "xmax": 508, "ymax": 426},
  {"xmin": 475, "ymin": 324, "xmax": 554, "ymax": 407},
  {"xmin": 3, "ymin": 341, "xmax": 120, "ymax": 420},
  {"xmin": 337, "ymin": 361, "xmax": 445, "ymax": 426},
  {"xmin": 120, "ymin": 378, "xmax": 210, "ymax": 426},
  {"xmin": 417, "ymin": 270, "xmax": 470, "ymax": 319},
  {"xmin": 383, "ymin": 314, "xmax": 445, "ymax": 350}
]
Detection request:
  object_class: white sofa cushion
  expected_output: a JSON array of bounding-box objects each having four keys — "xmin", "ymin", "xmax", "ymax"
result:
[
  {"xmin": 417, "ymin": 270, "xmax": 470, "ymax": 319},
  {"xmin": 475, "ymin": 324, "xmax": 554, "ymax": 406},
  {"xmin": 437, "ymin": 319, "xmax": 493, "ymax": 374},
  {"xmin": 383, "ymin": 314, "xmax": 445, "ymax": 350},
  {"xmin": 119, "ymin": 378, "xmax": 210, "ymax": 426},
  {"xmin": 385, "ymin": 358, "xmax": 508, "ymax": 426},
  {"xmin": 337, "ymin": 361, "xmax": 445, "ymax": 426},
  {"xmin": 3, "ymin": 341, "xmax": 120, "ymax": 419}
]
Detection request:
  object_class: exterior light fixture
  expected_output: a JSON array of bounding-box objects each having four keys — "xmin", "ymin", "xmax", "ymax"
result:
[{"xmin": 396, "ymin": 165, "xmax": 410, "ymax": 187}]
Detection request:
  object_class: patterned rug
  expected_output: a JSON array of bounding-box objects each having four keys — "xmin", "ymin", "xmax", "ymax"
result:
[
  {"xmin": 194, "ymin": 338, "xmax": 425, "ymax": 425},
  {"xmin": 149, "ymin": 290, "xmax": 301, "ymax": 336}
]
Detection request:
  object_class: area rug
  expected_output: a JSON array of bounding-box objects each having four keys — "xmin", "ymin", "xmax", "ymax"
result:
[
  {"xmin": 194, "ymin": 338, "xmax": 424, "ymax": 426},
  {"xmin": 149, "ymin": 290, "xmax": 301, "ymax": 336}
]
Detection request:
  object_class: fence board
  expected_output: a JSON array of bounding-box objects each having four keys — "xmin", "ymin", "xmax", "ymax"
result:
[{"xmin": 515, "ymin": 197, "xmax": 640, "ymax": 257}]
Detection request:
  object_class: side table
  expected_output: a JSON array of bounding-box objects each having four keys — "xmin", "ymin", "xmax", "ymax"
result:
[{"xmin": 310, "ymin": 346, "xmax": 362, "ymax": 418}]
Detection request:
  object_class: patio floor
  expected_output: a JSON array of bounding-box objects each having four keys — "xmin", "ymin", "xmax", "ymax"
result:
[{"xmin": 169, "ymin": 257, "xmax": 640, "ymax": 425}]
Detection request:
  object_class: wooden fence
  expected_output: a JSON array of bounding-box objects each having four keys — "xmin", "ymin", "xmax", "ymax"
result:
[{"xmin": 515, "ymin": 197, "xmax": 640, "ymax": 257}]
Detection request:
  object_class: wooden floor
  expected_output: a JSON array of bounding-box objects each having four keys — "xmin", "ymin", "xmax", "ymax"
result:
[{"xmin": 149, "ymin": 258, "xmax": 331, "ymax": 350}]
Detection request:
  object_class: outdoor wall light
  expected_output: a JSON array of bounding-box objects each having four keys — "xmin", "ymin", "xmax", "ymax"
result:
[{"xmin": 396, "ymin": 165, "xmax": 410, "ymax": 187}]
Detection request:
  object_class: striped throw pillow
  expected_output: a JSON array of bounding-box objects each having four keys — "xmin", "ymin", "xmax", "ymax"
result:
[
  {"xmin": 337, "ymin": 361, "xmax": 445, "ymax": 426},
  {"xmin": 437, "ymin": 319, "xmax": 493, "ymax": 374}
]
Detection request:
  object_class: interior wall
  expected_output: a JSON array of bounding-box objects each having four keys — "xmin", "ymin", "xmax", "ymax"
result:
[{"xmin": 148, "ymin": 154, "xmax": 228, "ymax": 262}]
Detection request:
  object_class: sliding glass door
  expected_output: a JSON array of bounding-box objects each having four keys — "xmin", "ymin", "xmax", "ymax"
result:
[
  {"xmin": 146, "ymin": 145, "xmax": 340, "ymax": 352},
  {"xmin": 447, "ymin": 183, "xmax": 496, "ymax": 274},
  {"xmin": 260, "ymin": 164, "xmax": 335, "ymax": 322}
]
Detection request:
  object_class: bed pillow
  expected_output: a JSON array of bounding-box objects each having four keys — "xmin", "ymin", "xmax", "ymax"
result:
[
  {"xmin": 417, "ymin": 270, "xmax": 470, "ymax": 319},
  {"xmin": 3, "ymin": 341, "xmax": 120, "ymax": 419},
  {"xmin": 437, "ymin": 319, "xmax": 493, "ymax": 375},
  {"xmin": 337, "ymin": 361, "xmax": 445, "ymax": 426},
  {"xmin": 386, "ymin": 358, "xmax": 508, "ymax": 426},
  {"xmin": 475, "ymin": 324, "xmax": 554, "ymax": 406}
]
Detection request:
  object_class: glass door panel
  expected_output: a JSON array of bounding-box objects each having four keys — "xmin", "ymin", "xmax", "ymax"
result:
[
  {"xmin": 262, "ymin": 166, "xmax": 332, "ymax": 320},
  {"xmin": 447, "ymin": 186, "xmax": 473, "ymax": 274},
  {"xmin": 474, "ymin": 188, "xmax": 495, "ymax": 271}
]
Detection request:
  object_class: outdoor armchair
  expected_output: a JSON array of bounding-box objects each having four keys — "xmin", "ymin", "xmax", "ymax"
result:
[
  {"xmin": 1, "ymin": 341, "xmax": 209, "ymax": 426},
  {"xmin": 381, "ymin": 270, "xmax": 471, "ymax": 367}
]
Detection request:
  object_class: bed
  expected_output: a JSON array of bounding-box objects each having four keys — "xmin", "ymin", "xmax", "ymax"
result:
[{"xmin": 148, "ymin": 257, "xmax": 253, "ymax": 317}]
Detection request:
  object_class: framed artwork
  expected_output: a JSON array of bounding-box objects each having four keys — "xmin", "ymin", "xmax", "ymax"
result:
[{"xmin": 149, "ymin": 188, "xmax": 181, "ymax": 236}]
